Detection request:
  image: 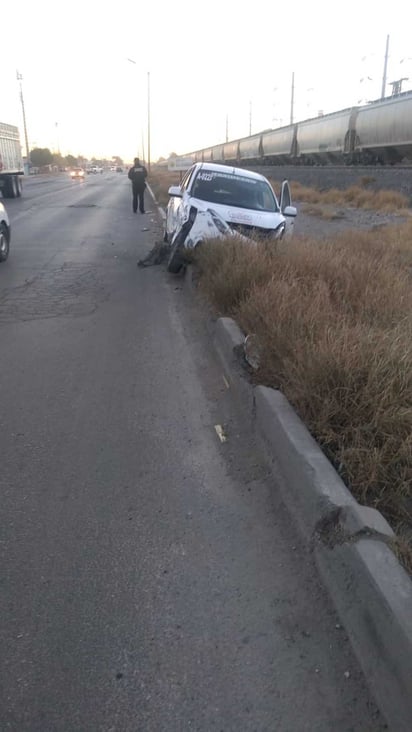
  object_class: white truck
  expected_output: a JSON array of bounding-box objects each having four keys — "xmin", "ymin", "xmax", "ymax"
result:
[{"xmin": 0, "ymin": 122, "xmax": 24, "ymax": 198}]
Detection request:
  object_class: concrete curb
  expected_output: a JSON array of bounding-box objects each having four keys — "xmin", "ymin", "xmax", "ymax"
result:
[
  {"xmin": 210, "ymin": 315, "xmax": 412, "ymax": 731},
  {"xmin": 213, "ymin": 317, "xmax": 255, "ymax": 414},
  {"xmin": 146, "ymin": 184, "xmax": 165, "ymax": 223}
]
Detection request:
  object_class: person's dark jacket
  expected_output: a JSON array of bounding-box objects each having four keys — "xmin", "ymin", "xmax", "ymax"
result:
[{"xmin": 128, "ymin": 162, "xmax": 148, "ymax": 191}]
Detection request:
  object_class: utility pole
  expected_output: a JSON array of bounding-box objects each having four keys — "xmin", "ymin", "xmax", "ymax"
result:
[
  {"xmin": 225, "ymin": 114, "xmax": 228, "ymax": 142},
  {"xmin": 290, "ymin": 71, "xmax": 295, "ymax": 125},
  {"xmin": 126, "ymin": 57, "xmax": 146, "ymax": 165},
  {"xmin": 16, "ymin": 71, "xmax": 30, "ymax": 164},
  {"xmin": 147, "ymin": 71, "xmax": 151, "ymax": 172},
  {"xmin": 381, "ymin": 34, "xmax": 390, "ymax": 99},
  {"xmin": 55, "ymin": 122, "xmax": 60, "ymax": 156},
  {"xmin": 249, "ymin": 100, "xmax": 252, "ymax": 136}
]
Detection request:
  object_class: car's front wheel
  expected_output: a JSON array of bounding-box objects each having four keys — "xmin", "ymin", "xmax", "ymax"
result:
[
  {"xmin": 166, "ymin": 207, "xmax": 197, "ymax": 273},
  {"xmin": 167, "ymin": 233, "xmax": 185, "ymax": 274},
  {"xmin": 0, "ymin": 222, "xmax": 10, "ymax": 262}
]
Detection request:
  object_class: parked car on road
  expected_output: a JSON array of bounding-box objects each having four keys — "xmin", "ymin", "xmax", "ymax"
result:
[
  {"xmin": 0, "ymin": 201, "xmax": 11, "ymax": 262},
  {"xmin": 164, "ymin": 162, "xmax": 297, "ymax": 273}
]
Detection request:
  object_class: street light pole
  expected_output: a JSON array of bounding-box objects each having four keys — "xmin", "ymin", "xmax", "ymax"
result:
[
  {"xmin": 16, "ymin": 71, "xmax": 30, "ymax": 165},
  {"xmin": 55, "ymin": 122, "xmax": 60, "ymax": 155},
  {"xmin": 127, "ymin": 58, "xmax": 151, "ymax": 171},
  {"xmin": 147, "ymin": 71, "xmax": 151, "ymax": 172}
]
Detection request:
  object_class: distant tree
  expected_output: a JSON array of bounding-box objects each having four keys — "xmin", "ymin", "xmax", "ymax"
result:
[
  {"xmin": 65, "ymin": 154, "xmax": 77, "ymax": 167},
  {"xmin": 52, "ymin": 152, "xmax": 65, "ymax": 167},
  {"xmin": 169, "ymin": 152, "xmax": 177, "ymax": 159},
  {"xmin": 30, "ymin": 147, "xmax": 54, "ymax": 167},
  {"xmin": 112, "ymin": 156, "xmax": 123, "ymax": 166}
]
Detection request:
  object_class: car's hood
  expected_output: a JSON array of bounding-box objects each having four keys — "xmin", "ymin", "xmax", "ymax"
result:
[{"xmin": 189, "ymin": 197, "xmax": 285, "ymax": 230}]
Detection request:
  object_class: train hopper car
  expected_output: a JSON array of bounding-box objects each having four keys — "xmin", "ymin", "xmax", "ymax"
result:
[
  {"xmin": 354, "ymin": 91, "xmax": 412, "ymax": 163},
  {"xmin": 295, "ymin": 108, "xmax": 356, "ymax": 164},
  {"xmin": 222, "ymin": 139, "xmax": 240, "ymax": 164},
  {"xmin": 211, "ymin": 143, "xmax": 225, "ymax": 162},
  {"xmin": 238, "ymin": 133, "xmax": 262, "ymax": 163},
  {"xmin": 260, "ymin": 124, "xmax": 297, "ymax": 163}
]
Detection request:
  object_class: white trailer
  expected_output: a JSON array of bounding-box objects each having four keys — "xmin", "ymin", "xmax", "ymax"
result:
[{"xmin": 0, "ymin": 122, "xmax": 24, "ymax": 198}]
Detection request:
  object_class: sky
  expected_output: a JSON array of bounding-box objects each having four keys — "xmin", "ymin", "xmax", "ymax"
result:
[{"xmin": 2, "ymin": 0, "xmax": 412, "ymax": 164}]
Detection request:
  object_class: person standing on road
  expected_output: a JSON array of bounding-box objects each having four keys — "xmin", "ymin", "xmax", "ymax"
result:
[{"xmin": 128, "ymin": 158, "xmax": 148, "ymax": 214}]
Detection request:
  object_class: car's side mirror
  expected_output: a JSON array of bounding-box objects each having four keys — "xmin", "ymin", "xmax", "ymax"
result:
[
  {"xmin": 168, "ymin": 185, "xmax": 182, "ymax": 197},
  {"xmin": 283, "ymin": 205, "xmax": 297, "ymax": 218}
]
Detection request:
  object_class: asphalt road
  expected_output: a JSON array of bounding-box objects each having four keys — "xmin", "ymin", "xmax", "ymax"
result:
[{"xmin": 0, "ymin": 174, "xmax": 386, "ymax": 731}]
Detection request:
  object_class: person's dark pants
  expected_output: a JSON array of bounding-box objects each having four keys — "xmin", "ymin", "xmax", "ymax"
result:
[{"xmin": 132, "ymin": 186, "xmax": 145, "ymax": 213}]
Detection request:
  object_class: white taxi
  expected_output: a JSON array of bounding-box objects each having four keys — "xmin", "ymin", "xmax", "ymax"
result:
[{"xmin": 164, "ymin": 162, "xmax": 297, "ymax": 272}]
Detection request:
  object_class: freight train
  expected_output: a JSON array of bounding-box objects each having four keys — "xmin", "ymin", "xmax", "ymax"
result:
[{"xmin": 178, "ymin": 91, "xmax": 412, "ymax": 167}]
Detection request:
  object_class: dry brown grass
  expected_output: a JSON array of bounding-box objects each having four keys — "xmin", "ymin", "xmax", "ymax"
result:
[
  {"xmin": 149, "ymin": 168, "xmax": 182, "ymax": 207},
  {"xmin": 359, "ymin": 175, "xmax": 376, "ymax": 187},
  {"xmin": 194, "ymin": 223, "xmax": 412, "ymax": 559},
  {"xmin": 269, "ymin": 178, "xmax": 409, "ymax": 212}
]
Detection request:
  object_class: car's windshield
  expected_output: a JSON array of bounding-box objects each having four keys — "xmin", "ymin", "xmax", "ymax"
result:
[{"xmin": 191, "ymin": 170, "xmax": 279, "ymax": 212}]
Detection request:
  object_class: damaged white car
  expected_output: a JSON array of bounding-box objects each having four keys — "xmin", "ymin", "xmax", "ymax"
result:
[{"xmin": 164, "ymin": 162, "xmax": 297, "ymax": 273}]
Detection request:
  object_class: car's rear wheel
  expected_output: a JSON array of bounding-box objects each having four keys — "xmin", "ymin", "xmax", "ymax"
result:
[{"xmin": 0, "ymin": 222, "xmax": 10, "ymax": 262}]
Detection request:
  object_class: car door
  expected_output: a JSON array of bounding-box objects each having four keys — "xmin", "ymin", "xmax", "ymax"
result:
[
  {"xmin": 166, "ymin": 185, "xmax": 183, "ymax": 236},
  {"xmin": 279, "ymin": 180, "xmax": 297, "ymax": 237},
  {"xmin": 166, "ymin": 167, "xmax": 195, "ymax": 237}
]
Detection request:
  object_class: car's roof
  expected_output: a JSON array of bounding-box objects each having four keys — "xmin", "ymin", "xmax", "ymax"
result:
[{"xmin": 192, "ymin": 162, "xmax": 267, "ymax": 183}]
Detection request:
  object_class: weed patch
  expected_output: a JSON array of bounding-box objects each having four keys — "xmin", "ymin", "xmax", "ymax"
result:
[
  {"xmin": 194, "ymin": 225, "xmax": 412, "ymax": 563},
  {"xmin": 269, "ymin": 178, "xmax": 409, "ymax": 212},
  {"xmin": 148, "ymin": 169, "xmax": 179, "ymax": 207}
]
